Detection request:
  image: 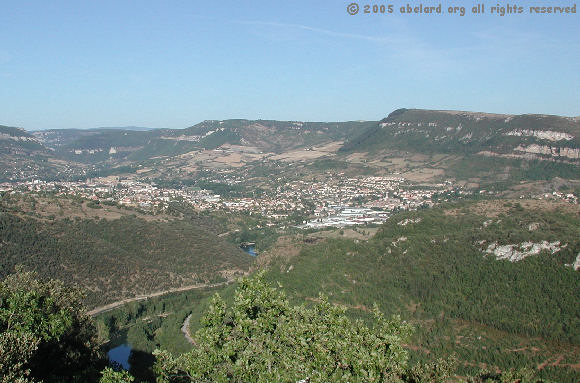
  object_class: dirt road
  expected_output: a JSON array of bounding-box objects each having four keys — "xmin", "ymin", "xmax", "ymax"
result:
[
  {"xmin": 181, "ymin": 314, "xmax": 195, "ymax": 345},
  {"xmin": 87, "ymin": 280, "xmax": 233, "ymax": 316}
]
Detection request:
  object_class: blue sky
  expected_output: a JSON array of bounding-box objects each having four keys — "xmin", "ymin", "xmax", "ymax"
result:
[{"xmin": 1, "ymin": 1, "xmax": 579, "ymax": 130}]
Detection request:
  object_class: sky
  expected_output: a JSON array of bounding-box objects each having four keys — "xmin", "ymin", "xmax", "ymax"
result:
[{"xmin": 1, "ymin": 1, "xmax": 579, "ymax": 130}]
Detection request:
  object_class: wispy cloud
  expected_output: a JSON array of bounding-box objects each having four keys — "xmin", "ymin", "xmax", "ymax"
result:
[
  {"xmin": 236, "ymin": 20, "xmax": 405, "ymax": 45},
  {"xmin": 234, "ymin": 19, "xmax": 484, "ymax": 79}
]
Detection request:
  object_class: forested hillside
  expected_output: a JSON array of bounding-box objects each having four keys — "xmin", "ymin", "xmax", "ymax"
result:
[
  {"xmin": 262, "ymin": 200, "xmax": 580, "ymax": 381},
  {"xmin": 0, "ymin": 125, "xmax": 69, "ymax": 182},
  {"xmin": 342, "ymin": 109, "xmax": 579, "ymax": 160},
  {"xmin": 0, "ymin": 194, "xmax": 253, "ymax": 307}
]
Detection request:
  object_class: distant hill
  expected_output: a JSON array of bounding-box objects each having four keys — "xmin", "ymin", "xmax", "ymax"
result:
[
  {"xmin": 32, "ymin": 110, "xmax": 578, "ymax": 177},
  {"xmin": 92, "ymin": 126, "xmax": 158, "ymax": 131},
  {"xmin": 170, "ymin": 119, "xmax": 377, "ymax": 153},
  {"xmin": 31, "ymin": 119, "xmax": 376, "ymax": 164},
  {"xmin": 32, "ymin": 128, "xmax": 164, "ymax": 161},
  {"xmin": 334, "ymin": 109, "xmax": 579, "ymax": 190},
  {"xmin": 341, "ymin": 109, "xmax": 580, "ymax": 162},
  {"xmin": 5, "ymin": 110, "xmax": 579, "ymax": 187},
  {"xmin": 0, "ymin": 124, "xmax": 45, "ymax": 151},
  {"xmin": 0, "ymin": 125, "xmax": 69, "ymax": 182},
  {"xmin": 19, "ymin": 111, "xmax": 580, "ymax": 167}
]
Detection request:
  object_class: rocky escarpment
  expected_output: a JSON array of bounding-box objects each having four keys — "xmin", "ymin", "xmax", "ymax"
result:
[
  {"xmin": 345, "ymin": 110, "xmax": 580, "ymax": 164},
  {"xmin": 505, "ymin": 129, "xmax": 574, "ymax": 141},
  {"xmin": 513, "ymin": 144, "xmax": 579, "ymax": 159},
  {"xmin": 0, "ymin": 133, "xmax": 41, "ymax": 143}
]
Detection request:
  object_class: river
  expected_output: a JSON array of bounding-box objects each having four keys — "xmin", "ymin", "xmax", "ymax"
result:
[
  {"xmin": 108, "ymin": 342, "xmax": 132, "ymax": 369},
  {"xmin": 241, "ymin": 244, "xmax": 257, "ymax": 256}
]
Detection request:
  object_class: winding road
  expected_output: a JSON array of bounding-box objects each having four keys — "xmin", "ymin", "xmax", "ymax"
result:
[{"xmin": 87, "ymin": 280, "xmax": 233, "ymax": 317}]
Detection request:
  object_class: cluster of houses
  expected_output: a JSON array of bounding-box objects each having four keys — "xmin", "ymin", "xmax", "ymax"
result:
[
  {"xmin": 0, "ymin": 175, "xmax": 467, "ymax": 229},
  {"xmin": 4, "ymin": 172, "xmax": 576, "ymax": 230},
  {"xmin": 0, "ymin": 179, "xmax": 220, "ymax": 211}
]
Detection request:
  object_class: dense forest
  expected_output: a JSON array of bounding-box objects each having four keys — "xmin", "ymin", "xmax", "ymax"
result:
[
  {"xmin": 2, "ymin": 270, "xmax": 550, "ymax": 383},
  {"xmin": 261, "ymin": 201, "xmax": 580, "ymax": 381}
]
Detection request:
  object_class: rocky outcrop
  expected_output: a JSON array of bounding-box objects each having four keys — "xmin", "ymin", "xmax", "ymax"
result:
[
  {"xmin": 565, "ymin": 253, "xmax": 580, "ymax": 271},
  {"xmin": 505, "ymin": 129, "xmax": 574, "ymax": 141},
  {"xmin": 0, "ymin": 133, "xmax": 40, "ymax": 143},
  {"xmin": 514, "ymin": 144, "xmax": 580, "ymax": 159},
  {"xmin": 397, "ymin": 218, "xmax": 422, "ymax": 226},
  {"xmin": 477, "ymin": 150, "xmax": 579, "ymax": 164},
  {"xmin": 484, "ymin": 241, "xmax": 564, "ymax": 262}
]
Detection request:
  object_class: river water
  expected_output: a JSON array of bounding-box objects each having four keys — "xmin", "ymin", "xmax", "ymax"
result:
[
  {"xmin": 108, "ymin": 342, "xmax": 132, "ymax": 369},
  {"xmin": 241, "ymin": 244, "xmax": 257, "ymax": 256}
]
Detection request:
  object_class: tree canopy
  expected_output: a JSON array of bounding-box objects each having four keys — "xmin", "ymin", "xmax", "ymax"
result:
[{"xmin": 0, "ymin": 268, "xmax": 106, "ymax": 383}]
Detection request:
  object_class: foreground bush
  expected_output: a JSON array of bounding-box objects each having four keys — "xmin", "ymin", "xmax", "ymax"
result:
[
  {"xmin": 0, "ymin": 268, "xmax": 106, "ymax": 383},
  {"xmin": 153, "ymin": 272, "xmax": 454, "ymax": 383}
]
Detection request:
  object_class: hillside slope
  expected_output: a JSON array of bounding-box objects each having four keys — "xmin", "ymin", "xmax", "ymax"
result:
[
  {"xmin": 0, "ymin": 125, "xmax": 71, "ymax": 181},
  {"xmin": 33, "ymin": 128, "xmax": 170, "ymax": 164},
  {"xmin": 173, "ymin": 119, "xmax": 377, "ymax": 153},
  {"xmin": 342, "ymin": 109, "xmax": 579, "ymax": 162},
  {"xmin": 31, "ymin": 120, "xmax": 376, "ymax": 165},
  {"xmin": 263, "ymin": 200, "xmax": 580, "ymax": 380},
  {"xmin": 12, "ymin": 110, "xmax": 579, "ymax": 190},
  {"xmin": 0, "ymin": 195, "xmax": 253, "ymax": 307}
]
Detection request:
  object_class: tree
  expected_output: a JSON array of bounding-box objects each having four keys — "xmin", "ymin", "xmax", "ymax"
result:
[
  {"xmin": 99, "ymin": 367, "xmax": 134, "ymax": 383},
  {"xmin": 0, "ymin": 268, "xmax": 107, "ymax": 383},
  {"xmin": 153, "ymin": 272, "xmax": 453, "ymax": 383},
  {"xmin": 467, "ymin": 368, "xmax": 544, "ymax": 383},
  {"xmin": 0, "ymin": 331, "xmax": 39, "ymax": 383}
]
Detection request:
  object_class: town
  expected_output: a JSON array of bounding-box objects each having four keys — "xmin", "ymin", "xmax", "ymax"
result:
[
  {"xmin": 2, "ymin": 174, "xmax": 577, "ymax": 229},
  {"xmin": 1, "ymin": 175, "xmax": 463, "ymax": 228}
]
